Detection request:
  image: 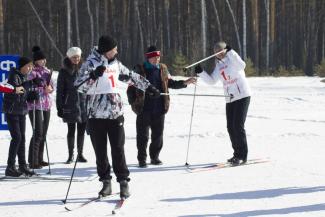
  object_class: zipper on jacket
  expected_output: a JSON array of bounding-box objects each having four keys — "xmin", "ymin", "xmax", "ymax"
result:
[{"xmin": 236, "ymin": 82, "xmax": 241, "ymax": 93}]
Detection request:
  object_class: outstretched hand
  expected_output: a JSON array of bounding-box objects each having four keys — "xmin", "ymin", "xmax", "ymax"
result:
[{"xmin": 184, "ymin": 77, "xmax": 197, "ymax": 85}]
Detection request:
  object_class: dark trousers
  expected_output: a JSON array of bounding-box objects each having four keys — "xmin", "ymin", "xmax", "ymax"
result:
[
  {"xmin": 6, "ymin": 114, "xmax": 27, "ymax": 166},
  {"xmin": 28, "ymin": 110, "xmax": 51, "ymax": 166},
  {"xmin": 226, "ymin": 97, "xmax": 250, "ymax": 160},
  {"xmin": 88, "ymin": 116, "xmax": 129, "ymax": 182},
  {"xmin": 136, "ymin": 112, "xmax": 165, "ymax": 162},
  {"xmin": 67, "ymin": 122, "xmax": 87, "ymax": 154}
]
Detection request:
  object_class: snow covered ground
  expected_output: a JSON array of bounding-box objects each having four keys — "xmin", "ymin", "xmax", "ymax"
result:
[{"xmin": 0, "ymin": 76, "xmax": 324, "ymax": 217}]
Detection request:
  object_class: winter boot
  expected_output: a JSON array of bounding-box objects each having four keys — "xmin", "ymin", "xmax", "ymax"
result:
[
  {"xmin": 19, "ymin": 164, "xmax": 37, "ymax": 177},
  {"xmin": 39, "ymin": 161, "xmax": 49, "ymax": 166},
  {"xmin": 227, "ymin": 156, "xmax": 236, "ymax": 163},
  {"xmin": 66, "ymin": 137, "xmax": 75, "ymax": 164},
  {"xmin": 150, "ymin": 158, "xmax": 163, "ymax": 165},
  {"xmin": 138, "ymin": 160, "xmax": 147, "ymax": 168},
  {"xmin": 229, "ymin": 157, "xmax": 246, "ymax": 166},
  {"xmin": 29, "ymin": 164, "xmax": 43, "ymax": 169},
  {"xmin": 77, "ymin": 135, "xmax": 87, "ymax": 163},
  {"xmin": 5, "ymin": 165, "xmax": 23, "ymax": 177},
  {"xmin": 119, "ymin": 180, "xmax": 130, "ymax": 199},
  {"xmin": 99, "ymin": 180, "xmax": 112, "ymax": 197}
]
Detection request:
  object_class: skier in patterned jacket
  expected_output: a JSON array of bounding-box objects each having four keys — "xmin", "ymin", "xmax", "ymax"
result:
[
  {"xmin": 195, "ymin": 41, "xmax": 251, "ymax": 166},
  {"xmin": 74, "ymin": 35, "xmax": 160, "ymax": 199}
]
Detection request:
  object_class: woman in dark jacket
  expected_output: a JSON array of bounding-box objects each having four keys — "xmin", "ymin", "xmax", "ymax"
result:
[
  {"xmin": 56, "ymin": 47, "xmax": 87, "ymax": 164},
  {"xmin": 2, "ymin": 57, "xmax": 41, "ymax": 177}
]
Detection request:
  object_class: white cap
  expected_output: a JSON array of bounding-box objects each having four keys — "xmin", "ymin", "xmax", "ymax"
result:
[{"xmin": 66, "ymin": 47, "xmax": 82, "ymax": 58}]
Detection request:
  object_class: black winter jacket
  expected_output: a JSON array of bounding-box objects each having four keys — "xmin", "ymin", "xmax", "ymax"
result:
[
  {"xmin": 56, "ymin": 58, "xmax": 87, "ymax": 123},
  {"xmin": 127, "ymin": 62, "xmax": 187, "ymax": 115},
  {"xmin": 2, "ymin": 68, "xmax": 33, "ymax": 115}
]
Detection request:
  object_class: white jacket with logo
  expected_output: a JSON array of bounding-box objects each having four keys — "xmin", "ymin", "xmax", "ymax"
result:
[
  {"xmin": 74, "ymin": 48, "xmax": 151, "ymax": 119},
  {"xmin": 198, "ymin": 50, "xmax": 251, "ymax": 103}
]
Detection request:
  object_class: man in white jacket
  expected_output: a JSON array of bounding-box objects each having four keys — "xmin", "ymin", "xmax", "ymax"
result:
[{"xmin": 195, "ymin": 41, "xmax": 251, "ymax": 166}]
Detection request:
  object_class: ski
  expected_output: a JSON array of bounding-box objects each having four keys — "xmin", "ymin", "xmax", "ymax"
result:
[
  {"xmin": 0, "ymin": 175, "xmax": 90, "ymax": 182},
  {"xmin": 64, "ymin": 193, "xmax": 119, "ymax": 212},
  {"xmin": 111, "ymin": 197, "xmax": 127, "ymax": 215},
  {"xmin": 187, "ymin": 158, "xmax": 269, "ymax": 173}
]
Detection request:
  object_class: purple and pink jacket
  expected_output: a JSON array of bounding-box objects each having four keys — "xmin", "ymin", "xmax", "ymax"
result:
[{"xmin": 27, "ymin": 65, "xmax": 54, "ymax": 111}]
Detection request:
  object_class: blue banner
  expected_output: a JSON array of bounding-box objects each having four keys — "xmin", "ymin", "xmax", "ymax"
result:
[{"xmin": 0, "ymin": 55, "xmax": 20, "ymax": 130}]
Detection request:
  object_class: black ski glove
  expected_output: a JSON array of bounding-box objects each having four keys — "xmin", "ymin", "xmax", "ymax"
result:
[
  {"xmin": 195, "ymin": 64, "xmax": 203, "ymax": 74},
  {"xmin": 146, "ymin": 85, "xmax": 160, "ymax": 99},
  {"xmin": 31, "ymin": 77, "xmax": 43, "ymax": 87},
  {"xmin": 26, "ymin": 90, "xmax": 39, "ymax": 102},
  {"xmin": 89, "ymin": 65, "xmax": 106, "ymax": 80},
  {"xmin": 118, "ymin": 73, "xmax": 131, "ymax": 82}
]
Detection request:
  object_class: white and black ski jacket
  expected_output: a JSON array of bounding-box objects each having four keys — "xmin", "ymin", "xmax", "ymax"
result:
[
  {"xmin": 75, "ymin": 48, "xmax": 151, "ymax": 119},
  {"xmin": 198, "ymin": 50, "xmax": 251, "ymax": 103}
]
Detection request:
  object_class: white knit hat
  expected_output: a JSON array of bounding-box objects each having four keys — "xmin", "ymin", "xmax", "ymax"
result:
[{"xmin": 66, "ymin": 47, "xmax": 82, "ymax": 58}]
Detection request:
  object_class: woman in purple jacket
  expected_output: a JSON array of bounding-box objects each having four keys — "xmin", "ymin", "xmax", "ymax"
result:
[{"xmin": 27, "ymin": 46, "xmax": 54, "ymax": 169}]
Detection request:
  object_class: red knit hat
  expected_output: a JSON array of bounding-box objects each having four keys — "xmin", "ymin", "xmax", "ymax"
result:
[{"xmin": 145, "ymin": 46, "xmax": 160, "ymax": 58}]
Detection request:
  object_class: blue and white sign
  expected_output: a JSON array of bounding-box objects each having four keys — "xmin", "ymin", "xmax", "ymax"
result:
[{"xmin": 0, "ymin": 55, "xmax": 19, "ymax": 130}]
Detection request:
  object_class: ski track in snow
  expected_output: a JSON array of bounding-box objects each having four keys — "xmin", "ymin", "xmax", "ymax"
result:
[{"xmin": 0, "ymin": 76, "xmax": 325, "ymax": 217}]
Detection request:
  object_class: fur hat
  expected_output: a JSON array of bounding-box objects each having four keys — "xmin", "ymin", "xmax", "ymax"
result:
[
  {"xmin": 32, "ymin": 46, "xmax": 46, "ymax": 61},
  {"xmin": 98, "ymin": 35, "xmax": 117, "ymax": 54},
  {"xmin": 18, "ymin": 56, "xmax": 32, "ymax": 69},
  {"xmin": 66, "ymin": 47, "xmax": 82, "ymax": 58},
  {"xmin": 145, "ymin": 45, "xmax": 160, "ymax": 58},
  {"xmin": 214, "ymin": 41, "xmax": 227, "ymax": 52}
]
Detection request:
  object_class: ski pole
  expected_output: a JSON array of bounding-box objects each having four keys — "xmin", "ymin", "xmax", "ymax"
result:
[
  {"xmin": 45, "ymin": 72, "xmax": 53, "ymax": 175},
  {"xmin": 32, "ymin": 98, "xmax": 36, "ymax": 173},
  {"xmin": 160, "ymin": 93, "xmax": 233, "ymax": 98},
  {"xmin": 44, "ymin": 140, "xmax": 51, "ymax": 175},
  {"xmin": 63, "ymin": 79, "xmax": 99, "ymax": 204},
  {"xmin": 39, "ymin": 95, "xmax": 51, "ymax": 175},
  {"xmin": 185, "ymin": 79, "xmax": 198, "ymax": 166},
  {"xmin": 62, "ymin": 155, "xmax": 78, "ymax": 204},
  {"xmin": 183, "ymin": 49, "xmax": 225, "ymax": 71}
]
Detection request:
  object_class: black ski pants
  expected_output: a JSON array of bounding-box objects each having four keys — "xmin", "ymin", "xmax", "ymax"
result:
[
  {"xmin": 6, "ymin": 114, "xmax": 27, "ymax": 167},
  {"xmin": 226, "ymin": 96, "xmax": 250, "ymax": 160},
  {"xmin": 136, "ymin": 112, "xmax": 165, "ymax": 162},
  {"xmin": 88, "ymin": 116, "xmax": 129, "ymax": 182},
  {"xmin": 28, "ymin": 110, "xmax": 51, "ymax": 166}
]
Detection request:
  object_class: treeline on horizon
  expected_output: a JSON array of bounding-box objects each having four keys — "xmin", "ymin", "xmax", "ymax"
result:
[{"xmin": 0, "ymin": 0, "xmax": 325, "ymax": 76}]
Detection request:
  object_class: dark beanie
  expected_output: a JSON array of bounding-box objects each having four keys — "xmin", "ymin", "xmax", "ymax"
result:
[
  {"xmin": 32, "ymin": 45, "xmax": 46, "ymax": 61},
  {"xmin": 145, "ymin": 45, "xmax": 160, "ymax": 58},
  {"xmin": 98, "ymin": 35, "xmax": 117, "ymax": 54},
  {"xmin": 18, "ymin": 56, "xmax": 32, "ymax": 69}
]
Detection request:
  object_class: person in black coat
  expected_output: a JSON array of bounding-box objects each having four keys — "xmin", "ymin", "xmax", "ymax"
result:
[
  {"xmin": 2, "ymin": 57, "xmax": 42, "ymax": 177},
  {"xmin": 56, "ymin": 47, "xmax": 88, "ymax": 164},
  {"xmin": 127, "ymin": 46, "xmax": 196, "ymax": 168}
]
